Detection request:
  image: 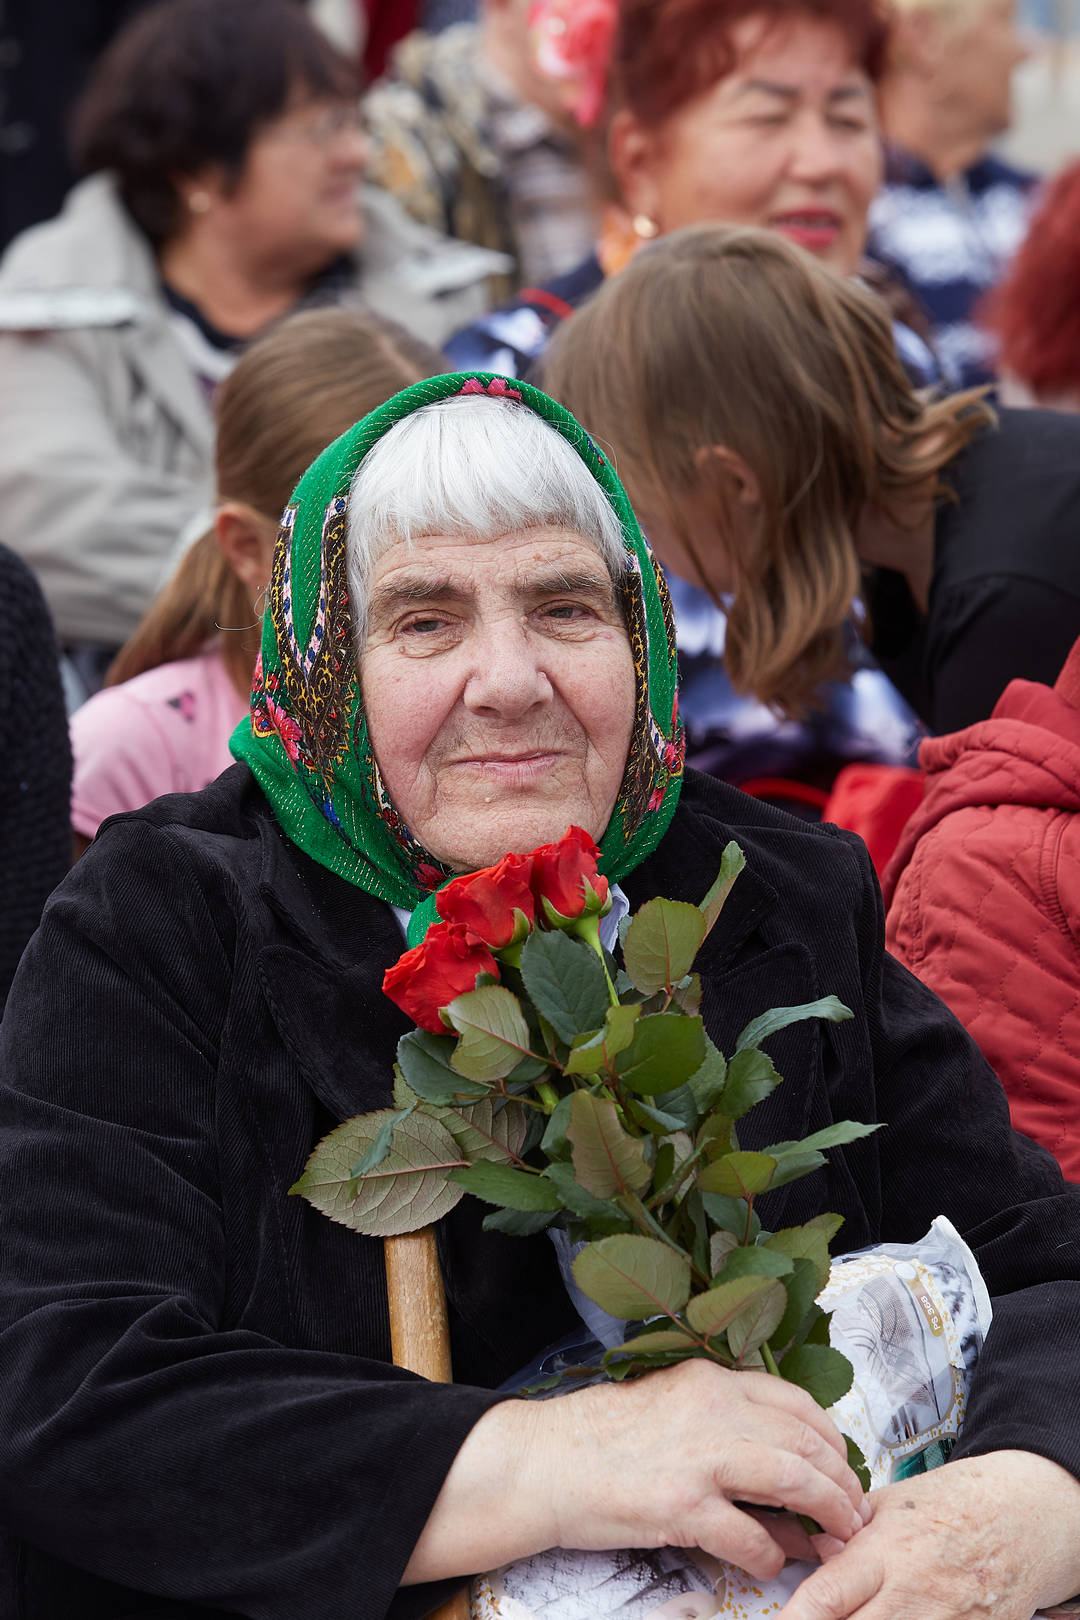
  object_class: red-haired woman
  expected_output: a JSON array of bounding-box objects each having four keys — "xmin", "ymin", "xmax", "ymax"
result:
[
  {"xmin": 445, "ymin": 0, "xmax": 937, "ymax": 382},
  {"xmin": 981, "ymin": 160, "xmax": 1080, "ymax": 412}
]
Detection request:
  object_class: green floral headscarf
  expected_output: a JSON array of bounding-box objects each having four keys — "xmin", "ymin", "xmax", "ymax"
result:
[{"xmin": 229, "ymin": 372, "xmax": 684, "ymax": 941}]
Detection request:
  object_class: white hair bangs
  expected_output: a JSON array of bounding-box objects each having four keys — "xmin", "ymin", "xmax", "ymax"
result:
[{"xmin": 346, "ymin": 395, "xmax": 627, "ymax": 637}]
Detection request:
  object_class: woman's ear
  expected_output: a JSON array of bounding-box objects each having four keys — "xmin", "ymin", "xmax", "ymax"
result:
[
  {"xmin": 215, "ymin": 503, "xmax": 277, "ymax": 602},
  {"xmin": 608, "ymin": 109, "xmax": 664, "ymax": 226},
  {"xmin": 693, "ymin": 445, "xmax": 762, "ymax": 509}
]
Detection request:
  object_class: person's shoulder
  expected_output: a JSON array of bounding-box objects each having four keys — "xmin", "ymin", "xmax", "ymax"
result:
[
  {"xmin": 959, "ymin": 405, "xmax": 1080, "ymax": 478},
  {"xmin": 0, "ymin": 175, "xmax": 143, "ymax": 291},
  {"xmin": 968, "ymin": 153, "xmax": 1039, "ymax": 193}
]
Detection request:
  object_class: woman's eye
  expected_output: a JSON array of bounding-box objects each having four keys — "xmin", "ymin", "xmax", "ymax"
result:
[
  {"xmin": 400, "ymin": 614, "xmax": 450, "ymax": 636},
  {"xmin": 745, "ymin": 113, "xmax": 788, "ymax": 128},
  {"xmin": 831, "ymin": 114, "xmax": 870, "ymax": 133},
  {"xmin": 540, "ymin": 601, "xmax": 592, "ymax": 622}
]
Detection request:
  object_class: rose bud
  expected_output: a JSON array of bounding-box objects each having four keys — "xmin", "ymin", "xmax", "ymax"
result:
[
  {"xmin": 382, "ymin": 921, "xmax": 500, "ymax": 1034},
  {"xmin": 530, "ymin": 826, "xmax": 611, "ymax": 929},
  {"xmin": 436, "ymin": 852, "xmax": 536, "ymax": 950}
]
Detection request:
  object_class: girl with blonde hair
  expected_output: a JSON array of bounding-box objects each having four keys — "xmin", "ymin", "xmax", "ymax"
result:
[
  {"xmin": 545, "ymin": 223, "xmax": 1080, "ymax": 734},
  {"xmin": 71, "ymin": 309, "xmax": 444, "ymax": 850}
]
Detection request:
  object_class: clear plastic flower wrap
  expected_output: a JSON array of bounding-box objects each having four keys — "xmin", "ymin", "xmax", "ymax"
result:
[{"xmin": 472, "ymin": 1217, "xmax": 999, "ymax": 1620}]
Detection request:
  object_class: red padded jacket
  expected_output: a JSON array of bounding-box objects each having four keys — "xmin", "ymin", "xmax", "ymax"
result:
[{"xmin": 883, "ymin": 637, "xmax": 1080, "ymax": 1179}]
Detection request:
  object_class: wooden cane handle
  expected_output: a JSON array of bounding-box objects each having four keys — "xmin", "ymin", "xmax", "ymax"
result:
[
  {"xmin": 384, "ymin": 1227, "xmax": 453, "ymax": 1382},
  {"xmin": 384, "ymin": 1230, "xmax": 471, "ymax": 1620}
]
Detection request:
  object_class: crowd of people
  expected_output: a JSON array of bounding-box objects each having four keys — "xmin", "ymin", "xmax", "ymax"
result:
[{"xmin": 2, "ymin": 0, "xmax": 1080, "ymax": 1617}]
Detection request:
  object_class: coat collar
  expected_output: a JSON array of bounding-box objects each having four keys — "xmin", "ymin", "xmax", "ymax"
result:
[{"xmin": 254, "ymin": 806, "xmax": 410, "ymax": 1123}]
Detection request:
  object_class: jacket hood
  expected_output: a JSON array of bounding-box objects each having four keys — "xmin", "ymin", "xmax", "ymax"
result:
[{"xmin": 883, "ymin": 636, "xmax": 1080, "ymax": 902}]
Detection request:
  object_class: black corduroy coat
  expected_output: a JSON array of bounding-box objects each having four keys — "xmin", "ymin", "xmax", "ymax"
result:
[{"xmin": 1, "ymin": 765, "xmax": 1078, "ymax": 1620}]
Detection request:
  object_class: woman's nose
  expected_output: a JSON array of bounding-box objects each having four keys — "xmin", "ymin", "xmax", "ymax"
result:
[
  {"xmin": 788, "ymin": 117, "xmax": 846, "ymax": 181},
  {"xmin": 461, "ymin": 621, "xmax": 553, "ymax": 718}
]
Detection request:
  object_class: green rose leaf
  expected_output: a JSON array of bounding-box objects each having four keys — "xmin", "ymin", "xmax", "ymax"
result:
[
  {"xmin": 630, "ymin": 1098, "xmax": 689, "ymax": 1136},
  {"xmin": 520, "ymin": 928, "xmax": 610, "ymax": 1044},
  {"xmin": 768, "ymin": 1256, "xmax": 822, "ymax": 1356},
  {"xmin": 652, "ymin": 1083, "xmax": 700, "ymax": 1131},
  {"xmin": 696, "ymin": 1150, "xmax": 778, "ymax": 1200},
  {"xmin": 482, "ymin": 1207, "xmax": 558, "ymax": 1236},
  {"xmin": 686, "ymin": 1274, "xmax": 782, "ymax": 1339},
  {"xmin": 543, "ymin": 1161, "xmax": 632, "ymax": 1232},
  {"xmin": 541, "ymin": 1091, "xmax": 574, "ymax": 1161},
  {"xmin": 290, "ymin": 1110, "xmax": 464, "ymax": 1237},
  {"xmin": 672, "ymin": 974, "xmax": 702, "ymax": 1016},
  {"xmin": 727, "ymin": 1278, "xmax": 788, "ymax": 1360},
  {"xmin": 622, "ymin": 898, "xmax": 707, "ymax": 995},
  {"xmin": 573, "ymin": 1234, "xmax": 692, "ymax": 1320},
  {"xmin": 449, "ymin": 1160, "xmax": 563, "ymax": 1212},
  {"xmin": 696, "ymin": 1113, "xmax": 734, "ymax": 1160},
  {"xmin": 566, "ymin": 1003, "xmax": 640, "ymax": 1076},
  {"xmin": 610, "ymin": 1325, "xmax": 699, "ymax": 1356},
  {"xmin": 765, "ymin": 1120, "xmax": 885, "ymax": 1156},
  {"xmin": 710, "ymin": 1228, "xmax": 739, "ymax": 1275},
  {"xmin": 566, "ymin": 1090, "xmax": 652, "ymax": 1198},
  {"xmin": 446, "ymin": 986, "xmax": 535, "ymax": 1083},
  {"xmin": 397, "ymin": 1029, "xmax": 491, "ymax": 1105},
  {"xmin": 764, "ymin": 1214, "xmax": 844, "ymax": 1290},
  {"xmin": 719, "ymin": 1047, "xmax": 782, "ymax": 1120},
  {"xmin": 687, "ymin": 1039, "xmax": 728, "ymax": 1114},
  {"xmin": 846, "ymin": 1435, "xmax": 872, "ymax": 1493},
  {"xmin": 616, "ymin": 1013, "xmax": 707, "ymax": 1097},
  {"xmin": 734, "ymin": 996, "xmax": 853, "ymax": 1054},
  {"xmin": 702, "ymin": 1190, "xmax": 761, "ymax": 1242},
  {"xmin": 714, "ymin": 1245, "xmax": 794, "ymax": 1282},
  {"xmin": 699, "ymin": 842, "xmax": 746, "ymax": 933},
  {"xmin": 350, "ymin": 1105, "xmax": 409, "ymax": 1177},
  {"xmin": 429, "ymin": 1097, "xmax": 528, "ymax": 1165},
  {"xmin": 768, "ymin": 1150, "xmax": 827, "ymax": 1188},
  {"xmin": 779, "ymin": 1343, "xmax": 855, "ymax": 1408}
]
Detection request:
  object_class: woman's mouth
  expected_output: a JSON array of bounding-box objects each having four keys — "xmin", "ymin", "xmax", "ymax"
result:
[
  {"xmin": 769, "ymin": 210, "xmax": 843, "ymax": 254},
  {"xmin": 451, "ymin": 751, "xmax": 562, "ymax": 789}
]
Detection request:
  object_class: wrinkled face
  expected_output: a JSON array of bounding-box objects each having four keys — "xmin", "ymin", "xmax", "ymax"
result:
[
  {"xmin": 617, "ymin": 14, "xmax": 883, "ymax": 276},
  {"xmin": 359, "ymin": 528, "xmax": 637, "ymax": 871},
  {"xmin": 204, "ymin": 94, "xmax": 367, "ymax": 274},
  {"xmin": 934, "ymin": 0, "xmax": 1029, "ymax": 140}
]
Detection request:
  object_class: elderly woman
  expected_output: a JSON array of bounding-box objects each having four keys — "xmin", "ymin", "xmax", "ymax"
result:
[
  {"xmin": 0, "ymin": 0, "xmax": 502, "ymax": 673},
  {"xmin": 0, "ymin": 374, "xmax": 1079, "ymax": 1620}
]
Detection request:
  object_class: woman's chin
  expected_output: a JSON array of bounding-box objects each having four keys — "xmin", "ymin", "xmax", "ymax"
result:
[{"xmin": 428, "ymin": 802, "xmax": 607, "ymax": 872}]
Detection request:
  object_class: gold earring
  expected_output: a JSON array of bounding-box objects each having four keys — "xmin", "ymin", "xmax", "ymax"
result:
[
  {"xmin": 187, "ymin": 190, "xmax": 212, "ymax": 214},
  {"xmin": 632, "ymin": 214, "xmax": 659, "ymax": 239}
]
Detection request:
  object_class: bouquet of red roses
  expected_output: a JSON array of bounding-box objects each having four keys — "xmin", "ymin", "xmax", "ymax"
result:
[{"xmin": 291, "ymin": 827, "xmax": 878, "ymax": 1468}]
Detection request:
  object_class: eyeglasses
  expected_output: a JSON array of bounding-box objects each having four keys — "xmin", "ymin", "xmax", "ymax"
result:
[{"xmin": 269, "ymin": 102, "xmax": 368, "ymax": 148}]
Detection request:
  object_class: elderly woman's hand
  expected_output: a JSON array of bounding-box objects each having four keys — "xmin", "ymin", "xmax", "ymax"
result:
[
  {"xmin": 778, "ymin": 1450, "xmax": 1080, "ymax": 1620},
  {"xmin": 403, "ymin": 1358, "xmax": 869, "ymax": 1586}
]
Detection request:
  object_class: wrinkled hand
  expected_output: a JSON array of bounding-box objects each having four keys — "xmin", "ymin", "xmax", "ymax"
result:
[
  {"xmin": 780, "ymin": 1451, "xmax": 1080, "ymax": 1620},
  {"xmin": 534, "ymin": 1358, "xmax": 869, "ymax": 1580}
]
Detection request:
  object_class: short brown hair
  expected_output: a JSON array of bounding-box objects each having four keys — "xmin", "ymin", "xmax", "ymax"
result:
[
  {"xmin": 610, "ymin": 0, "xmax": 891, "ymax": 128},
  {"xmin": 107, "ymin": 311, "xmax": 445, "ymax": 694},
  {"xmin": 544, "ymin": 225, "xmax": 992, "ymax": 716},
  {"xmin": 73, "ymin": 0, "xmax": 358, "ymax": 248}
]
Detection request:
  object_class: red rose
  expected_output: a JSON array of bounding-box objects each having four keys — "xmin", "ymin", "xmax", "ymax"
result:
[
  {"xmin": 530, "ymin": 826, "xmax": 610, "ymax": 925},
  {"xmin": 436, "ymin": 852, "xmax": 537, "ymax": 949},
  {"xmin": 382, "ymin": 922, "xmax": 500, "ymax": 1034}
]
